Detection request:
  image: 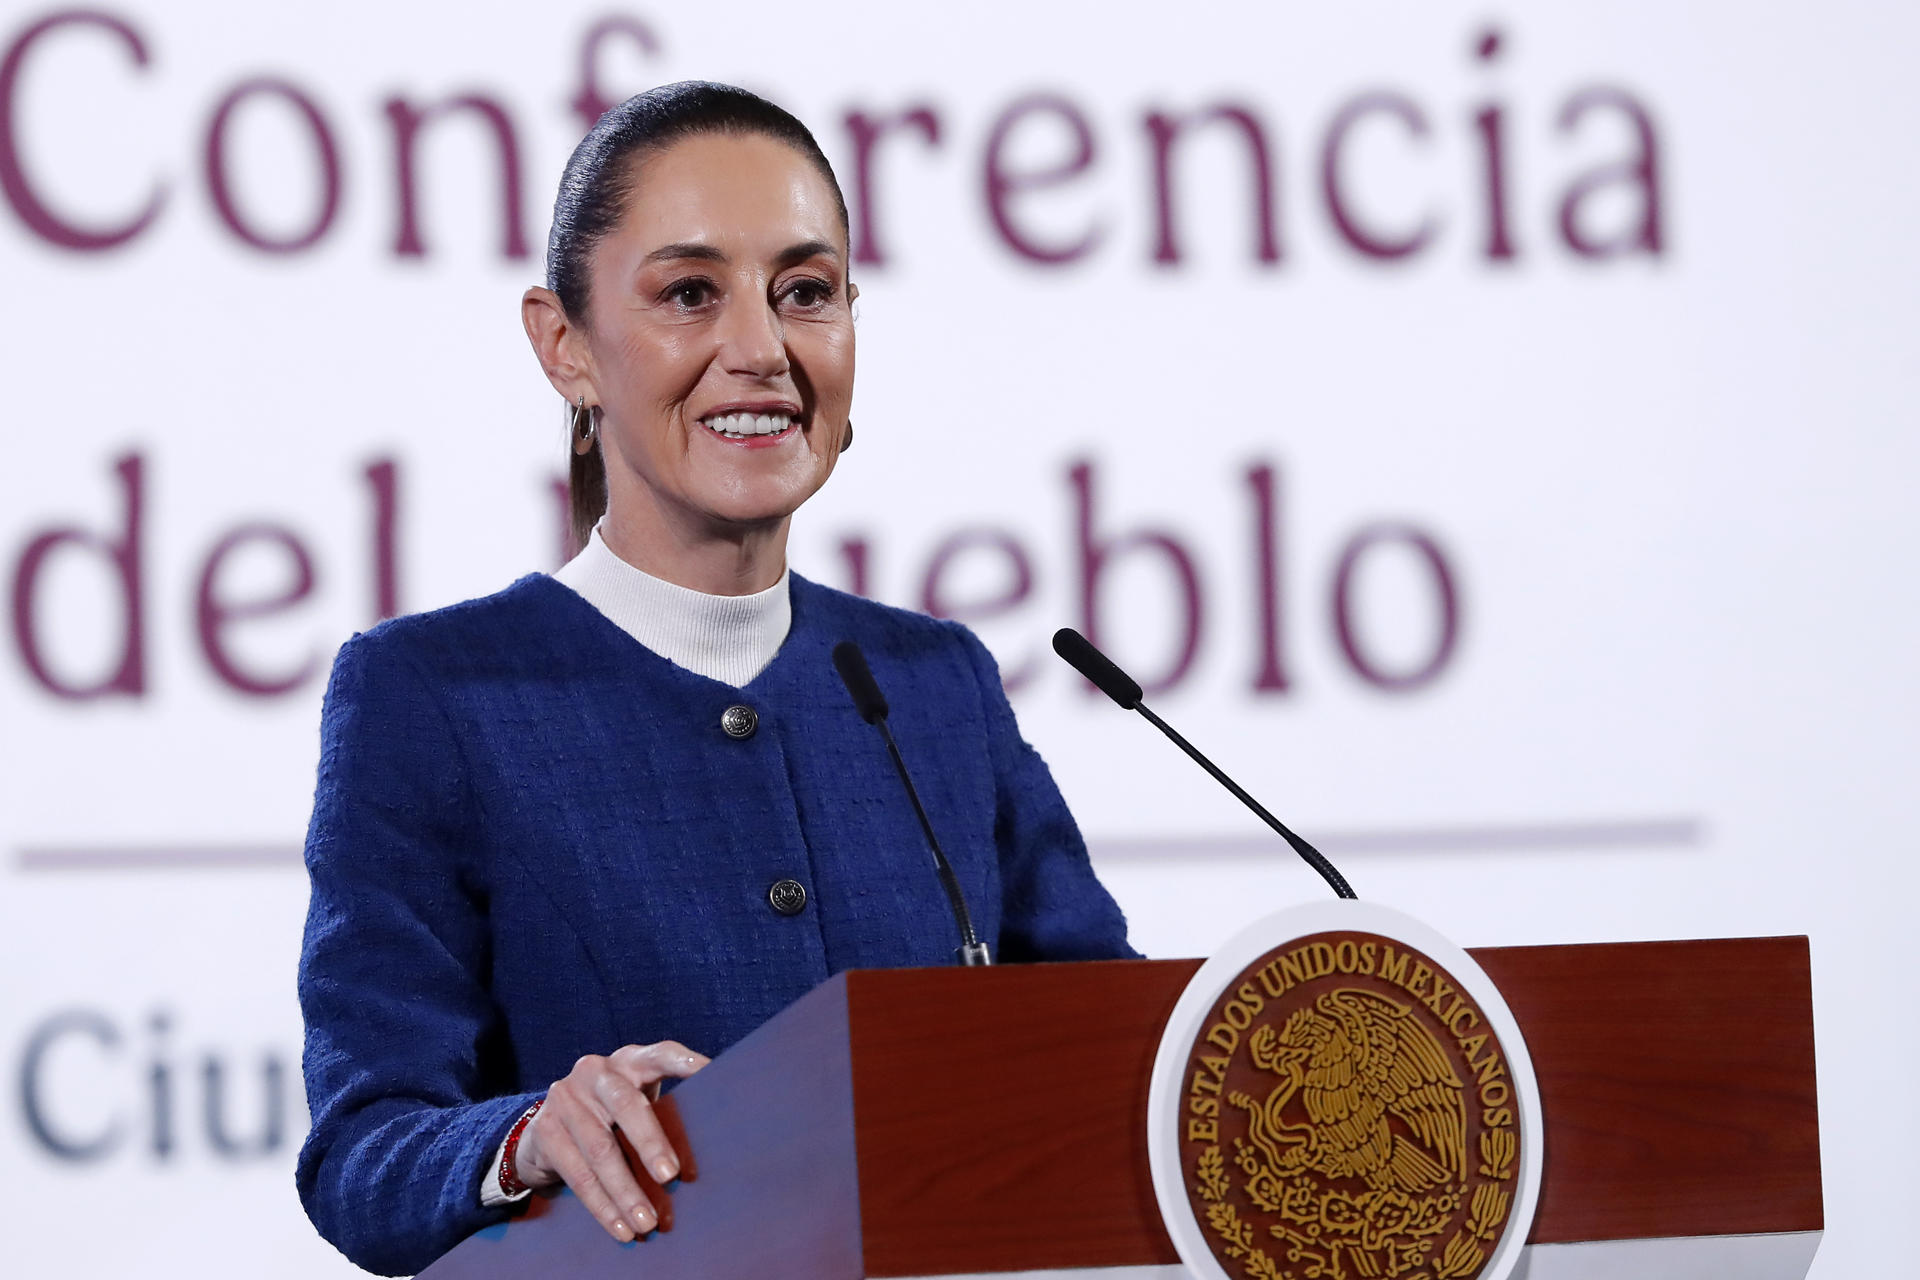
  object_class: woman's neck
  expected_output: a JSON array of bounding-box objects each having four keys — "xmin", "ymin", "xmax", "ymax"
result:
[{"xmin": 598, "ymin": 495, "xmax": 789, "ymax": 597}]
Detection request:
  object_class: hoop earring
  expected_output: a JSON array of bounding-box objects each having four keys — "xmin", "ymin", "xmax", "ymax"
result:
[
  {"xmin": 571, "ymin": 395, "xmax": 597, "ymax": 456},
  {"xmin": 841, "ymin": 420, "xmax": 853, "ymax": 453}
]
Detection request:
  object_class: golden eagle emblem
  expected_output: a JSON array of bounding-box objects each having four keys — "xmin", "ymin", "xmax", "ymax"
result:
[
  {"xmin": 1238, "ymin": 989, "xmax": 1467, "ymax": 1198},
  {"xmin": 1182, "ymin": 935, "xmax": 1521, "ymax": 1280}
]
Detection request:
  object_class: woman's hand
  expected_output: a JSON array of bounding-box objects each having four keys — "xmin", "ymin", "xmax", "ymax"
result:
[{"xmin": 513, "ymin": 1041, "xmax": 710, "ymax": 1241}]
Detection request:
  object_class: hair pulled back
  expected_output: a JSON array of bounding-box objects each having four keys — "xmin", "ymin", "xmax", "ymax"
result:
[{"xmin": 548, "ymin": 81, "xmax": 851, "ymax": 555}]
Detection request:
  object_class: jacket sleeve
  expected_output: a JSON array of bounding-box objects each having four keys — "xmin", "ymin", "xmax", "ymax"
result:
[
  {"xmin": 950, "ymin": 624, "xmax": 1139, "ymax": 963},
  {"xmin": 295, "ymin": 632, "xmax": 542, "ymax": 1276}
]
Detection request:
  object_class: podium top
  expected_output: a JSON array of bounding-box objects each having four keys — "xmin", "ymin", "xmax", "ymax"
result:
[{"xmin": 425, "ymin": 935, "xmax": 1819, "ymax": 1280}]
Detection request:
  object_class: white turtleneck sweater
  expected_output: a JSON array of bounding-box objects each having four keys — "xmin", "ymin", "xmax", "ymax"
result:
[
  {"xmin": 480, "ymin": 525, "xmax": 791, "ymax": 1206},
  {"xmin": 550, "ymin": 524, "xmax": 791, "ymax": 687}
]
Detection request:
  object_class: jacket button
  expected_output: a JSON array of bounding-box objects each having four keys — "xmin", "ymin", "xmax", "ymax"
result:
[
  {"xmin": 720, "ymin": 704, "xmax": 758, "ymax": 739},
  {"xmin": 767, "ymin": 879, "xmax": 808, "ymax": 916}
]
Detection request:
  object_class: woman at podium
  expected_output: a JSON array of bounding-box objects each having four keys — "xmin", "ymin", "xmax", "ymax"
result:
[{"xmin": 294, "ymin": 81, "xmax": 1135, "ymax": 1276}]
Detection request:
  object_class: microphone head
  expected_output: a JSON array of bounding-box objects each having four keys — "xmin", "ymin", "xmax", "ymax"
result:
[
  {"xmin": 1051, "ymin": 628, "xmax": 1143, "ymax": 710},
  {"xmin": 832, "ymin": 641, "xmax": 890, "ymax": 724}
]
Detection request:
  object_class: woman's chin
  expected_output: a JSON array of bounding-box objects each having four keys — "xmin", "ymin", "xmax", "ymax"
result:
[
  {"xmin": 690, "ymin": 478, "xmax": 822, "ymax": 531},
  {"xmin": 683, "ymin": 449, "xmax": 831, "ymax": 526}
]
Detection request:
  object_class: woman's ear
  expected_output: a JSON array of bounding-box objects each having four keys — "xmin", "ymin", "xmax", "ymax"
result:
[{"xmin": 522, "ymin": 286, "xmax": 596, "ymax": 403}]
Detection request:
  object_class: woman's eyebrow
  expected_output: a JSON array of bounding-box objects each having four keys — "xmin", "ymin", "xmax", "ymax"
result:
[
  {"xmin": 642, "ymin": 240, "xmax": 838, "ymax": 268},
  {"xmin": 644, "ymin": 241, "xmax": 726, "ymax": 264},
  {"xmin": 775, "ymin": 239, "xmax": 840, "ymax": 267}
]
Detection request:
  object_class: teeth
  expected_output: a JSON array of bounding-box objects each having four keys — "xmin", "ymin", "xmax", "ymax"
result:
[{"xmin": 705, "ymin": 412, "xmax": 793, "ymax": 438}]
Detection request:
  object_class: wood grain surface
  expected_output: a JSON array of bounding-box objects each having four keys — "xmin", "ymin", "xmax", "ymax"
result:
[
  {"xmin": 1474, "ymin": 934, "xmax": 1822, "ymax": 1243},
  {"xmin": 849, "ymin": 938, "xmax": 1820, "ymax": 1276},
  {"xmin": 851, "ymin": 959, "xmax": 1192, "ymax": 1276}
]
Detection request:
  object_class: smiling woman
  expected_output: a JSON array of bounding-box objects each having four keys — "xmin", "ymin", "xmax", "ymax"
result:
[
  {"xmin": 290, "ymin": 82, "xmax": 1136, "ymax": 1277},
  {"xmin": 528, "ymin": 129, "xmax": 855, "ymax": 591},
  {"xmin": 525, "ymin": 94, "xmax": 859, "ymax": 582}
]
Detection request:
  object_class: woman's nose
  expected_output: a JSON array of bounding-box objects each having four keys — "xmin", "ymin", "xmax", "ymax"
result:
[{"xmin": 718, "ymin": 297, "xmax": 789, "ymax": 379}]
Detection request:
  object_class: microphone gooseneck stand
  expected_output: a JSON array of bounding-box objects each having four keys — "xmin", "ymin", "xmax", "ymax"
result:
[
  {"xmin": 832, "ymin": 641, "xmax": 993, "ymax": 966},
  {"xmin": 1050, "ymin": 627, "xmax": 1357, "ymax": 901}
]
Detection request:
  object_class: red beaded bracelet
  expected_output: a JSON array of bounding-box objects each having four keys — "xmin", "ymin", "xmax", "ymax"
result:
[{"xmin": 497, "ymin": 1099, "xmax": 544, "ymax": 1198}]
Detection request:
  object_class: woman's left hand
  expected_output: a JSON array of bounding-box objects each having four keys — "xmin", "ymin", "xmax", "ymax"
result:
[{"xmin": 513, "ymin": 1040, "xmax": 710, "ymax": 1242}]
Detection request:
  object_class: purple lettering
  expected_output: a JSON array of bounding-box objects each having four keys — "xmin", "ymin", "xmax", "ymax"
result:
[
  {"xmin": 10, "ymin": 452, "xmax": 146, "ymax": 699},
  {"xmin": 569, "ymin": 16, "xmax": 661, "ymax": 132},
  {"xmin": 844, "ymin": 105, "xmax": 943, "ymax": 267},
  {"xmin": 1070, "ymin": 460, "xmax": 1203, "ymax": 696},
  {"xmin": 363, "ymin": 458, "xmax": 400, "ymax": 621},
  {"xmin": 195, "ymin": 524, "xmax": 318, "ymax": 697},
  {"xmin": 983, "ymin": 93, "xmax": 1102, "ymax": 265},
  {"xmin": 384, "ymin": 92, "xmax": 528, "ymax": 259},
  {"xmin": 1145, "ymin": 103, "xmax": 1281, "ymax": 266},
  {"xmin": 1474, "ymin": 28, "xmax": 1516, "ymax": 261},
  {"xmin": 0, "ymin": 11, "xmax": 163, "ymax": 251},
  {"xmin": 1557, "ymin": 86, "xmax": 1665, "ymax": 258},
  {"xmin": 1332, "ymin": 524, "xmax": 1460, "ymax": 690},
  {"xmin": 838, "ymin": 536, "xmax": 873, "ymax": 598},
  {"xmin": 204, "ymin": 78, "xmax": 341, "ymax": 253},
  {"xmin": 921, "ymin": 528, "xmax": 1036, "ymax": 690},
  {"xmin": 1322, "ymin": 91, "xmax": 1437, "ymax": 260},
  {"xmin": 1246, "ymin": 463, "xmax": 1290, "ymax": 693}
]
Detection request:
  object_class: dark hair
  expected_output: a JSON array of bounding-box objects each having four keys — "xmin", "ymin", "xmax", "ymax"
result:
[{"xmin": 548, "ymin": 81, "xmax": 850, "ymax": 554}]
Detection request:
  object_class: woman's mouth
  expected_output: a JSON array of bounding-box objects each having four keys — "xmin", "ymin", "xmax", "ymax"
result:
[{"xmin": 703, "ymin": 411, "xmax": 799, "ymax": 443}]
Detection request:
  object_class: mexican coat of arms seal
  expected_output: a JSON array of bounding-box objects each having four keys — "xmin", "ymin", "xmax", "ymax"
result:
[{"xmin": 1149, "ymin": 902, "xmax": 1543, "ymax": 1280}]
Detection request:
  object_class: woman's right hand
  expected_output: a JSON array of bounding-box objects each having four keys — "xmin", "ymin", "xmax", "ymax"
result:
[{"xmin": 512, "ymin": 1041, "xmax": 710, "ymax": 1241}]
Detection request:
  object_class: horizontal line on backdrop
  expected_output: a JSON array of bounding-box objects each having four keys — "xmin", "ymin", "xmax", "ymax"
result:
[
  {"xmin": 15, "ymin": 818, "xmax": 1702, "ymax": 873},
  {"xmin": 15, "ymin": 845, "xmax": 303, "ymax": 871},
  {"xmin": 1094, "ymin": 817, "xmax": 1705, "ymax": 859}
]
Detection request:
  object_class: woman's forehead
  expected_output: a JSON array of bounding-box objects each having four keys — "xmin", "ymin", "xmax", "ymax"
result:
[{"xmin": 613, "ymin": 133, "xmax": 845, "ymax": 260}]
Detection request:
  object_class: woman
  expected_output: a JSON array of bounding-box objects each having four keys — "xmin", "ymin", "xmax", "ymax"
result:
[{"xmin": 295, "ymin": 81, "xmax": 1134, "ymax": 1277}]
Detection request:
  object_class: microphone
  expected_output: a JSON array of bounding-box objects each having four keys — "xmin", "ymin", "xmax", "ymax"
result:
[
  {"xmin": 832, "ymin": 641, "xmax": 992, "ymax": 966},
  {"xmin": 833, "ymin": 640, "xmax": 889, "ymax": 723},
  {"xmin": 1050, "ymin": 628, "xmax": 1357, "ymax": 900}
]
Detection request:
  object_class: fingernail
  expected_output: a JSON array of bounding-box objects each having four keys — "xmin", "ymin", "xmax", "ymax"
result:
[
  {"xmin": 612, "ymin": 1220, "xmax": 634, "ymax": 1242},
  {"xmin": 634, "ymin": 1205, "xmax": 656, "ymax": 1233},
  {"xmin": 653, "ymin": 1156, "xmax": 678, "ymax": 1182}
]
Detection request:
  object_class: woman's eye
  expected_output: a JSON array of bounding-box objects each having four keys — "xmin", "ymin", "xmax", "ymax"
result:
[
  {"xmin": 783, "ymin": 279, "xmax": 834, "ymax": 309},
  {"xmin": 666, "ymin": 280, "xmax": 715, "ymax": 308}
]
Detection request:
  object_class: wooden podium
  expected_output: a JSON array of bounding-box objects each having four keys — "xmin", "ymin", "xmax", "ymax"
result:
[{"xmin": 421, "ymin": 936, "xmax": 1821, "ymax": 1280}]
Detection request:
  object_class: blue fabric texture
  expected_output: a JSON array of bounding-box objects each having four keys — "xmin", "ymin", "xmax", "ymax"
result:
[{"xmin": 295, "ymin": 572, "xmax": 1135, "ymax": 1275}]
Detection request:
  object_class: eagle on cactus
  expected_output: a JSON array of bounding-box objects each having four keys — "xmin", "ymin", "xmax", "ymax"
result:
[{"xmin": 1231, "ymin": 988, "xmax": 1468, "ymax": 1197}]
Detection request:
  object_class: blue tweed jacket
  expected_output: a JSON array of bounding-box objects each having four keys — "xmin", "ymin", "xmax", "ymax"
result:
[{"xmin": 294, "ymin": 572, "xmax": 1134, "ymax": 1275}]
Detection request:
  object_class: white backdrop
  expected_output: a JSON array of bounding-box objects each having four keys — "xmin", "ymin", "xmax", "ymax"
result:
[{"xmin": 1, "ymin": 2, "xmax": 1912, "ymax": 1275}]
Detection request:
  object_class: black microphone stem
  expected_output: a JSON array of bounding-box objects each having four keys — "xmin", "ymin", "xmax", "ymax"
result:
[
  {"xmin": 872, "ymin": 717, "xmax": 991, "ymax": 964},
  {"xmin": 832, "ymin": 639, "xmax": 991, "ymax": 966},
  {"xmin": 1132, "ymin": 701, "xmax": 1357, "ymax": 901}
]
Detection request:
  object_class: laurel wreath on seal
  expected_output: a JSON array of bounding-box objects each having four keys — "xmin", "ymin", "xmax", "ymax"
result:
[
  {"xmin": 1197, "ymin": 1145, "xmax": 1233, "ymax": 1203},
  {"xmin": 1422, "ymin": 1130, "xmax": 1516, "ymax": 1277},
  {"xmin": 1190, "ymin": 1174, "xmax": 1513, "ymax": 1278},
  {"xmin": 1477, "ymin": 1129, "xmax": 1516, "ymax": 1181},
  {"xmin": 1189, "ymin": 1128, "xmax": 1514, "ymax": 1277},
  {"xmin": 1195, "ymin": 1146, "xmax": 1288, "ymax": 1277}
]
